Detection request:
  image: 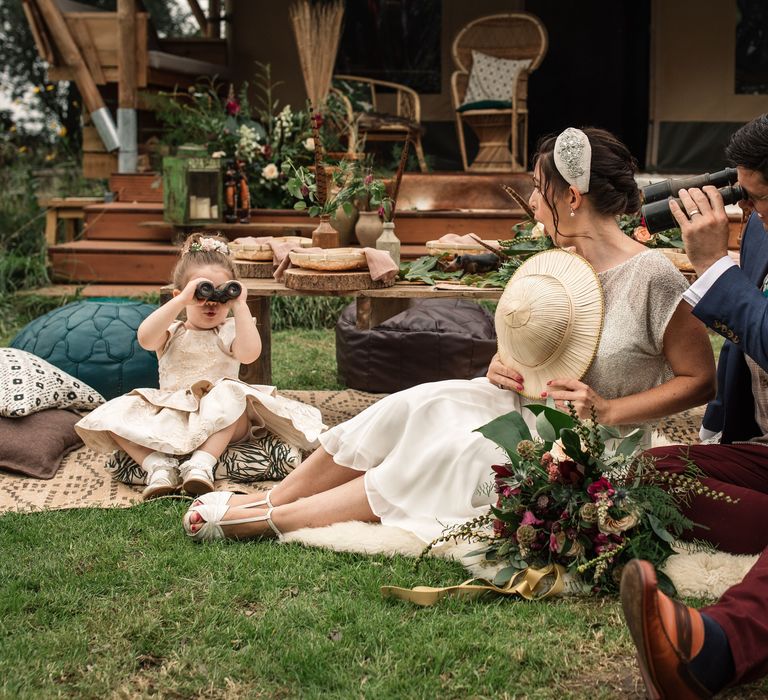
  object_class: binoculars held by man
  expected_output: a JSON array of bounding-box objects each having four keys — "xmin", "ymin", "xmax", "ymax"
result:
[
  {"xmin": 640, "ymin": 168, "xmax": 746, "ymax": 233},
  {"xmin": 194, "ymin": 280, "xmax": 242, "ymax": 303}
]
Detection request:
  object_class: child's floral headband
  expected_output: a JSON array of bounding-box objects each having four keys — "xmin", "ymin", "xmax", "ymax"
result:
[{"xmin": 185, "ymin": 237, "xmax": 231, "ymax": 256}]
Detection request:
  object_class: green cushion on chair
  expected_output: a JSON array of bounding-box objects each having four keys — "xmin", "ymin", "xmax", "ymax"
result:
[{"xmin": 456, "ymin": 100, "xmax": 513, "ymax": 113}]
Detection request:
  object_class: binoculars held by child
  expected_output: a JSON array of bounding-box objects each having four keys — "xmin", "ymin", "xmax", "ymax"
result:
[
  {"xmin": 641, "ymin": 168, "xmax": 746, "ymax": 233},
  {"xmin": 194, "ymin": 280, "xmax": 242, "ymax": 303}
]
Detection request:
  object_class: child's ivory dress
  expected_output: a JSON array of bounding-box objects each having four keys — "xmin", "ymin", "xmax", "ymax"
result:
[{"xmin": 76, "ymin": 318, "xmax": 325, "ymax": 455}]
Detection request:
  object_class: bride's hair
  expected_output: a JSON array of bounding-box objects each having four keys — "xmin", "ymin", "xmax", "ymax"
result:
[{"xmin": 534, "ymin": 127, "xmax": 641, "ymax": 235}]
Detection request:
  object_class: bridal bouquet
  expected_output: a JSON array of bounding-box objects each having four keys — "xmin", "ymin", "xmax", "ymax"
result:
[{"xmin": 432, "ymin": 405, "xmax": 735, "ymax": 595}]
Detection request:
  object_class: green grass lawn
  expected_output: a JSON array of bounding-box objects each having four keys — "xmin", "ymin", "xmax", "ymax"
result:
[
  {"xmin": 1, "ymin": 297, "xmax": 764, "ymax": 698},
  {"xmin": 0, "ymin": 501, "xmax": 645, "ymax": 699}
]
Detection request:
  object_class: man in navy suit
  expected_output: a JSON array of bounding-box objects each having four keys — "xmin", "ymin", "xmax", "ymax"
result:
[{"xmin": 621, "ymin": 115, "xmax": 768, "ymax": 698}]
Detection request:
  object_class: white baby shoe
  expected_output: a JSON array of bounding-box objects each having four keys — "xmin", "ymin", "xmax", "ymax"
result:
[
  {"xmin": 179, "ymin": 450, "xmax": 216, "ymax": 496},
  {"xmin": 142, "ymin": 453, "xmax": 181, "ymax": 500}
]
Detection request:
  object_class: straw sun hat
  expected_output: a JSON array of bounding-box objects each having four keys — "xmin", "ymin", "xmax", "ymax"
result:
[{"xmin": 495, "ymin": 249, "xmax": 604, "ymax": 399}]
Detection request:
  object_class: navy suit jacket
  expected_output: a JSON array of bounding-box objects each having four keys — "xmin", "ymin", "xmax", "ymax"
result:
[{"xmin": 693, "ymin": 212, "xmax": 768, "ymax": 443}]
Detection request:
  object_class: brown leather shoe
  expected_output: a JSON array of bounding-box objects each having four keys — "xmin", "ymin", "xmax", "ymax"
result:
[{"xmin": 620, "ymin": 559, "xmax": 712, "ymax": 699}]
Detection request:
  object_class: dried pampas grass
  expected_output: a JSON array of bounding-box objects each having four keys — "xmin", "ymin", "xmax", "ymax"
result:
[{"xmin": 289, "ymin": 0, "xmax": 345, "ymax": 109}]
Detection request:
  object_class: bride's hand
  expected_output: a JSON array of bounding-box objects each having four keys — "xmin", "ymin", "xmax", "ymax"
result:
[
  {"xmin": 487, "ymin": 353, "xmax": 524, "ymax": 392},
  {"xmin": 543, "ymin": 378, "xmax": 613, "ymax": 423}
]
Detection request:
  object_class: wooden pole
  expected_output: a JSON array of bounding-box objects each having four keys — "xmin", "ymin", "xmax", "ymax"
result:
[
  {"xmin": 186, "ymin": 0, "xmax": 208, "ymax": 36},
  {"xmin": 117, "ymin": 0, "xmax": 137, "ymax": 111},
  {"xmin": 208, "ymin": 0, "xmax": 221, "ymax": 38},
  {"xmin": 35, "ymin": 0, "xmax": 119, "ymax": 151},
  {"xmin": 117, "ymin": 0, "xmax": 138, "ymax": 172},
  {"xmin": 35, "ymin": 0, "xmax": 105, "ymax": 115}
]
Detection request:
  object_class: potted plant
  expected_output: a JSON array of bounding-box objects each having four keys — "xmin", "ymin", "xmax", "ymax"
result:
[
  {"xmin": 351, "ymin": 168, "xmax": 391, "ymax": 247},
  {"xmin": 282, "ymin": 150, "xmax": 358, "ymax": 247}
]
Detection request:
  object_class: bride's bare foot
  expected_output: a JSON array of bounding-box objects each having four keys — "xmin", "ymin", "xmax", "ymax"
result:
[
  {"xmin": 189, "ymin": 491, "xmax": 273, "ymax": 509},
  {"xmin": 183, "ymin": 504, "xmax": 282, "ymax": 541}
]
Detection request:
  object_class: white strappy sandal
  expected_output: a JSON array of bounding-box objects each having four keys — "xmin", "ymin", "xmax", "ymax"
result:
[
  {"xmin": 182, "ymin": 501, "xmax": 282, "ymax": 542},
  {"xmin": 189, "ymin": 489, "xmax": 274, "ymax": 510}
]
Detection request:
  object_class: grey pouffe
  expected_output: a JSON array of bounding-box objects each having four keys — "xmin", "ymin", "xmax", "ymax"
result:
[{"xmin": 336, "ymin": 298, "xmax": 497, "ymax": 393}]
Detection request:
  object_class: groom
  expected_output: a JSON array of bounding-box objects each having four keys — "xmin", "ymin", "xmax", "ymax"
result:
[{"xmin": 621, "ymin": 114, "xmax": 768, "ymax": 697}]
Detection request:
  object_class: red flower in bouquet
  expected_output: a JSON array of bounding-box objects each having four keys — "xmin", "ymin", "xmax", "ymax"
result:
[{"xmin": 586, "ymin": 476, "xmax": 615, "ymax": 501}]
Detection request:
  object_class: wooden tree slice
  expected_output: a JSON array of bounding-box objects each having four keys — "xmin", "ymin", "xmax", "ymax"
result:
[
  {"xmin": 234, "ymin": 260, "xmax": 274, "ymax": 278},
  {"xmin": 283, "ymin": 268, "xmax": 396, "ymax": 291}
]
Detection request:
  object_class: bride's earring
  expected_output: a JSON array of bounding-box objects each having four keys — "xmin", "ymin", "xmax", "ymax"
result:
[{"xmin": 569, "ymin": 208, "xmax": 576, "ymax": 217}]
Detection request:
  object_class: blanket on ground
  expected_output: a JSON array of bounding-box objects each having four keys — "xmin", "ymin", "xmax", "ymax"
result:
[{"xmin": 1, "ymin": 395, "xmax": 754, "ymax": 598}]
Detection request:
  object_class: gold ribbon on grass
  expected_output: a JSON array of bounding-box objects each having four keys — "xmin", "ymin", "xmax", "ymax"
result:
[{"xmin": 381, "ymin": 564, "xmax": 566, "ymax": 606}]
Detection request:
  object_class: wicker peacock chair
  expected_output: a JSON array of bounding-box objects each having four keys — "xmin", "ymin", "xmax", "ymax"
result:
[{"xmin": 451, "ymin": 13, "xmax": 548, "ymax": 172}]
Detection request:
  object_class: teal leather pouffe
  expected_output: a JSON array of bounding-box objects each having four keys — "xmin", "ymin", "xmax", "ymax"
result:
[{"xmin": 11, "ymin": 300, "xmax": 159, "ymax": 400}]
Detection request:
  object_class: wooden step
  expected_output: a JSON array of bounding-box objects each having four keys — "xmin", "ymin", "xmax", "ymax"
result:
[
  {"xmin": 244, "ymin": 208, "xmax": 526, "ymax": 244},
  {"xmin": 109, "ymin": 172, "xmax": 164, "ymax": 203},
  {"xmin": 83, "ymin": 202, "xmax": 171, "ymax": 241},
  {"xmin": 21, "ymin": 284, "xmax": 160, "ymax": 298},
  {"xmin": 49, "ymin": 240, "xmax": 179, "ymax": 284}
]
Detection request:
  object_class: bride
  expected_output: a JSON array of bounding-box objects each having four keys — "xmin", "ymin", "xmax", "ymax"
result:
[{"xmin": 183, "ymin": 127, "xmax": 716, "ymax": 543}]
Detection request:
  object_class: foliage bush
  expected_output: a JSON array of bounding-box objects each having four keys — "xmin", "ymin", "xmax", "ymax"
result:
[
  {"xmin": 271, "ymin": 296, "xmax": 351, "ymax": 331},
  {"xmin": 0, "ymin": 163, "xmax": 49, "ymax": 295}
]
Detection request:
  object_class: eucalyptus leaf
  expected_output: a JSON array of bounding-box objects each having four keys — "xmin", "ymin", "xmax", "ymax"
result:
[
  {"xmin": 526, "ymin": 404, "xmax": 575, "ymax": 441},
  {"xmin": 647, "ymin": 513, "xmax": 676, "ymax": 543},
  {"xmin": 657, "ymin": 233, "xmax": 685, "ymax": 249},
  {"xmin": 598, "ymin": 424, "xmax": 622, "ymax": 441},
  {"xmin": 560, "ymin": 428, "xmax": 589, "ymax": 463},
  {"xmin": 615, "ymin": 429, "xmax": 644, "ymax": 457},
  {"xmin": 493, "ymin": 565, "xmax": 517, "ymax": 586},
  {"xmin": 475, "ymin": 411, "xmax": 532, "ymax": 459}
]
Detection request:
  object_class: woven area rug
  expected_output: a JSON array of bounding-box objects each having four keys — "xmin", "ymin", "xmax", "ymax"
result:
[
  {"xmin": 0, "ymin": 389, "xmax": 381, "ymax": 513},
  {"xmin": 0, "ymin": 396, "xmax": 755, "ymax": 598}
]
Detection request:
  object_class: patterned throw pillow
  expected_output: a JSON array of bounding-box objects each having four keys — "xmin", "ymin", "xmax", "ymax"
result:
[
  {"xmin": 462, "ymin": 51, "xmax": 530, "ymax": 105},
  {"xmin": 104, "ymin": 432, "xmax": 302, "ymax": 485},
  {"xmin": 0, "ymin": 348, "xmax": 104, "ymax": 418}
]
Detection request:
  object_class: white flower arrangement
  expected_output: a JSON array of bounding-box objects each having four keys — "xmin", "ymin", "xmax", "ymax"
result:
[
  {"xmin": 236, "ymin": 124, "xmax": 260, "ymax": 162},
  {"xmin": 261, "ymin": 163, "xmax": 279, "ymax": 180}
]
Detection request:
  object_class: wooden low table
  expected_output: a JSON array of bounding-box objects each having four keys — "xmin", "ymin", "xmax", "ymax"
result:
[
  {"xmin": 160, "ymin": 278, "xmax": 503, "ymax": 385},
  {"xmin": 39, "ymin": 196, "xmax": 103, "ymax": 246}
]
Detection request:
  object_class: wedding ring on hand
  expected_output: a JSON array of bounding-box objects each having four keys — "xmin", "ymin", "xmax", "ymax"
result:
[{"xmin": 688, "ymin": 208, "xmax": 701, "ymax": 217}]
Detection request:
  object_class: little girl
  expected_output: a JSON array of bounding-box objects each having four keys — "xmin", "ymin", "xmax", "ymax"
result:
[{"xmin": 76, "ymin": 234, "xmax": 325, "ymax": 499}]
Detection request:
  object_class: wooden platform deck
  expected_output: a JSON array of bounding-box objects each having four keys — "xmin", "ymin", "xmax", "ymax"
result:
[{"xmin": 45, "ymin": 171, "xmax": 533, "ymax": 286}]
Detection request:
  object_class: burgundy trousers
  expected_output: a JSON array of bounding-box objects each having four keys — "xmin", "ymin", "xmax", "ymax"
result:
[{"xmin": 647, "ymin": 443, "xmax": 768, "ymax": 684}]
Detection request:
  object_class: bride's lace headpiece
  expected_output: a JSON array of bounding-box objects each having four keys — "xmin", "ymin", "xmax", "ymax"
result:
[{"xmin": 554, "ymin": 128, "xmax": 591, "ymax": 194}]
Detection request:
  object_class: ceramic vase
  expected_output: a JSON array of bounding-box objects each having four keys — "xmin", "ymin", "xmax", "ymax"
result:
[
  {"xmin": 375, "ymin": 221, "xmax": 401, "ymax": 266},
  {"xmin": 312, "ymin": 214, "xmax": 339, "ymax": 248},
  {"xmin": 330, "ymin": 203, "xmax": 358, "ymax": 247},
  {"xmin": 355, "ymin": 210, "xmax": 383, "ymax": 248}
]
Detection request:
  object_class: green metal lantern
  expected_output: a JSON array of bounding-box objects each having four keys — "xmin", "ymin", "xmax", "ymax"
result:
[{"xmin": 162, "ymin": 145, "xmax": 223, "ymax": 225}]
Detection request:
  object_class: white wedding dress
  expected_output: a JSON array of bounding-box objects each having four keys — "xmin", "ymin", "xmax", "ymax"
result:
[{"xmin": 320, "ymin": 251, "xmax": 689, "ymax": 542}]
